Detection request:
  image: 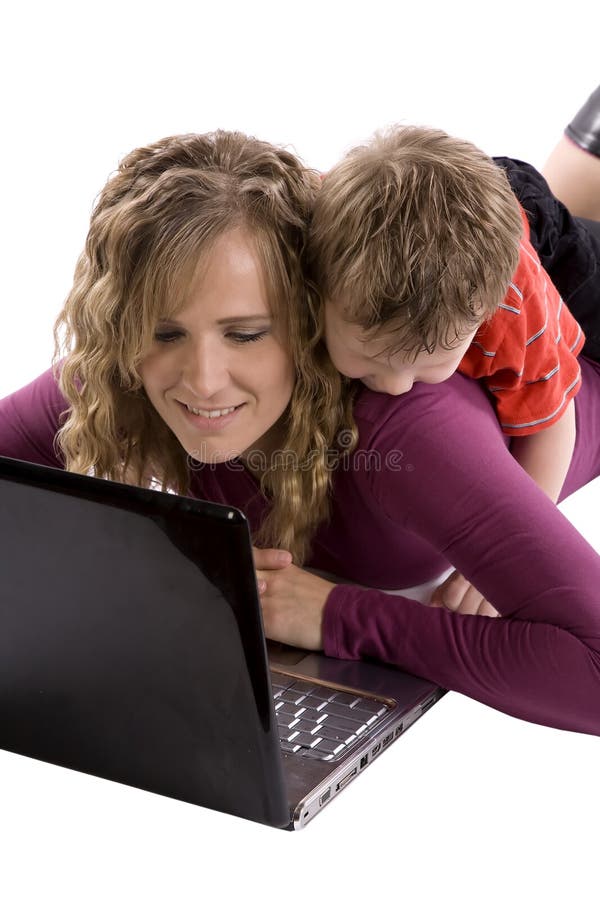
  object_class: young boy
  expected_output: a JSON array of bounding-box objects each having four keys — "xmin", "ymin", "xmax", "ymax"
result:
[{"xmin": 310, "ymin": 125, "xmax": 585, "ymax": 509}]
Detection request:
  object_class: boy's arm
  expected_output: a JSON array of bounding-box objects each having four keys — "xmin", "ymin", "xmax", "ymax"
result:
[{"xmin": 508, "ymin": 399, "xmax": 576, "ymax": 503}]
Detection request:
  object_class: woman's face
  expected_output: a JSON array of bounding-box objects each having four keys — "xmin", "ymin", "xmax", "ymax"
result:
[{"xmin": 138, "ymin": 228, "xmax": 295, "ymax": 466}]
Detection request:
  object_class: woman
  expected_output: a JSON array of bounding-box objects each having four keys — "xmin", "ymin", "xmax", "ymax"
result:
[{"xmin": 1, "ymin": 130, "xmax": 600, "ymax": 737}]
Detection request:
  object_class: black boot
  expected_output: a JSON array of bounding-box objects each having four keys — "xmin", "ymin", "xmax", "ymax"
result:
[{"xmin": 566, "ymin": 85, "xmax": 600, "ymax": 158}]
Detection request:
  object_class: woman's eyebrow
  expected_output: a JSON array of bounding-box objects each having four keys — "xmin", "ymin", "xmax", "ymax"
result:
[
  {"xmin": 216, "ymin": 314, "xmax": 272, "ymax": 325},
  {"xmin": 158, "ymin": 314, "xmax": 272, "ymax": 326}
]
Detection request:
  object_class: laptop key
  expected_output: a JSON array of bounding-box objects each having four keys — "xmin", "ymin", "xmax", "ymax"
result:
[
  {"xmin": 277, "ymin": 701, "xmax": 307, "ymax": 718},
  {"xmin": 300, "ymin": 747, "xmax": 337, "ymax": 760},
  {"xmin": 279, "ymin": 689, "xmax": 308, "ymax": 705},
  {"xmin": 324, "ymin": 701, "xmax": 377, "ymax": 724},
  {"xmin": 321, "ymin": 702, "xmax": 361, "ymax": 722},
  {"xmin": 311, "ymin": 739, "xmax": 346, "ymax": 755},
  {"xmin": 299, "ymin": 695, "xmax": 328, "ymax": 711},
  {"xmin": 295, "ymin": 708, "xmax": 328, "ymax": 724},
  {"xmin": 316, "ymin": 724, "xmax": 357, "ymax": 743},
  {"xmin": 329, "ymin": 691, "xmax": 361, "ymax": 709},
  {"xmin": 323, "ymin": 705, "xmax": 379, "ymax": 727},
  {"xmin": 292, "ymin": 731, "xmax": 323, "ymax": 749},
  {"xmin": 318, "ymin": 714, "xmax": 360, "ymax": 734},
  {"xmin": 278, "ymin": 724, "xmax": 296, "ymax": 740},
  {"xmin": 308, "ymin": 722, "xmax": 324, "ymax": 735},
  {"xmin": 309, "ymin": 686, "xmax": 338, "ymax": 702},
  {"xmin": 277, "ymin": 713, "xmax": 301, "ymax": 728},
  {"xmin": 353, "ymin": 698, "xmax": 389, "ymax": 716}
]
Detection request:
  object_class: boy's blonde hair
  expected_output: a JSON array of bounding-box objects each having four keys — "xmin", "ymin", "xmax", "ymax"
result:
[{"xmin": 310, "ymin": 125, "xmax": 524, "ymax": 356}]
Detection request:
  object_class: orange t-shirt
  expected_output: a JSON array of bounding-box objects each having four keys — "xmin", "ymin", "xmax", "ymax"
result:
[{"xmin": 458, "ymin": 208, "xmax": 585, "ymax": 436}]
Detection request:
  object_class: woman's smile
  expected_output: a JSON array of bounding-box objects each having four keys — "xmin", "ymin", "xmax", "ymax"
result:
[
  {"xmin": 138, "ymin": 228, "xmax": 295, "ymax": 464},
  {"xmin": 177, "ymin": 399, "xmax": 246, "ymax": 432}
]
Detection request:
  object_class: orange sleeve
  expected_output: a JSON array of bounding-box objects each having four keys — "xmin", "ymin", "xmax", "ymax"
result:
[{"xmin": 459, "ymin": 235, "xmax": 585, "ymax": 437}]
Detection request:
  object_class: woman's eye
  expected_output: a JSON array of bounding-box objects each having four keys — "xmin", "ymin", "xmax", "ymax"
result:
[
  {"xmin": 154, "ymin": 331, "xmax": 183, "ymax": 343},
  {"xmin": 228, "ymin": 331, "xmax": 269, "ymax": 344},
  {"xmin": 153, "ymin": 329, "xmax": 269, "ymax": 345}
]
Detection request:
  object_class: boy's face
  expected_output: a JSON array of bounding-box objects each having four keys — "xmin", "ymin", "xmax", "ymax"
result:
[{"xmin": 324, "ymin": 299, "xmax": 478, "ymax": 395}]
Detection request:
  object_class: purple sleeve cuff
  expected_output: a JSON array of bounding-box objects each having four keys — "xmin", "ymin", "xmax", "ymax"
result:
[
  {"xmin": 322, "ymin": 584, "xmax": 353, "ymax": 660},
  {"xmin": 321, "ymin": 582, "xmax": 600, "ymax": 736}
]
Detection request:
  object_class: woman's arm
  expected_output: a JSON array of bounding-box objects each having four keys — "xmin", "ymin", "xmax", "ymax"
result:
[
  {"xmin": 431, "ymin": 399, "xmax": 578, "ymax": 614},
  {"xmin": 323, "ymin": 375, "xmax": 600, "ymax": 735},
  {"xmin": 264, "ymin": 371, "xmax": 600, "ymax": 737},
  {"xmin": 0, "ymin": 367, "xmax": 68, "ymax": 467}
]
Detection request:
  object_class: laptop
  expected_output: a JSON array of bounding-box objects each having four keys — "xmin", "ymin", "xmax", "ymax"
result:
[{"xmin": 0, "ymin": 454, "xmax": 444, "ymax": 829}]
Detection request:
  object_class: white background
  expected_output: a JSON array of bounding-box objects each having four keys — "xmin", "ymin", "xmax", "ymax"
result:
[{"xmin": 1, "ymin": 1, "xmax": 599, "ymax": 897}]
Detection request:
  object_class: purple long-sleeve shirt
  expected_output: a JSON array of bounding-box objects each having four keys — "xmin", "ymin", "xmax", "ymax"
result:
[{"xmin": 2, "ymin": 360, "xmax": 600, "ymax": 734}]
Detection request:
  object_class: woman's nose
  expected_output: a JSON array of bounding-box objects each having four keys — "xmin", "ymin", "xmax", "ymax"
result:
[{"xmin": 183, "ymin": 340, "xmax": 229, "ymax": 398}]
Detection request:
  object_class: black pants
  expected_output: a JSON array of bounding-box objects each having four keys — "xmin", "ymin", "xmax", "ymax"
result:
[
  {"xmin": 549, "ymin": 213, "xmax": 600, "ymax": 364},
  {"xmin": 494, "ymin": 156, "xmax": 600, "ymax": 364}
]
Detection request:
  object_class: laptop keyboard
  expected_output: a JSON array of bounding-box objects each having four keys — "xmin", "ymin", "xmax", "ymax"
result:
[{"xmin": 271, "ymin": 674, "xmax": 391, "ymax": 761}]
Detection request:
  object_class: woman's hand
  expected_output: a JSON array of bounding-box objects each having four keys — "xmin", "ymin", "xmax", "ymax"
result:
[
  {"xmin": 430, "ymin": 569, "xmax": 500, "ymax": 617},
  {"xmin": 252, "ymin": 548, "xmax": 334, "ymax": 650}
]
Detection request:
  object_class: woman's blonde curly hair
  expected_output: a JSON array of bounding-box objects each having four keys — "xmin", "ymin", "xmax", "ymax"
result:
[{"xmin": 53, "ymin": 130, "xmax": 357, "ymax": 564}]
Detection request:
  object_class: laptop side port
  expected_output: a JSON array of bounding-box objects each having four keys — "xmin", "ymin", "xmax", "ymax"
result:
[
  {"xmin": 382, "ymin": 732, "xmax": 393, "ymax": 747},
  {"xmin": 337, "ymin": 767, "xmax": 358, "ymax": 791},
  {"xmin": 372, "ymin": 742, "xmax": 381, "ymax": 756},
  {"xmin": 319, "ymin": 788, "xmax": 331, "ymax": 806},
  {"xmin": 395, "ymin": 723, "xmax": 404, "ymax": 737},
  {"xmin": 360, "ymin": 754, "xmax": 369, "ymax": 769}
]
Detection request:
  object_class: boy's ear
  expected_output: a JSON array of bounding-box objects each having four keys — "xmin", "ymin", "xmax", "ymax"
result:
[{"xmin": 468, "ymin": 295, "xmax": 487, "ymax": 319}]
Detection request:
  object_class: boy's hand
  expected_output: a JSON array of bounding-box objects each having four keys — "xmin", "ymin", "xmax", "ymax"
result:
[{"xmin": 430, "ymin": 570, "xmax": 500, "ymax": 617}]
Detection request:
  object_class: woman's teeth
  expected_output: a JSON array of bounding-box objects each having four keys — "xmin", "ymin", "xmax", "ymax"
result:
[{"xmin": 186, "ymin": 404, "xmax": 237, "ymax": 418}]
